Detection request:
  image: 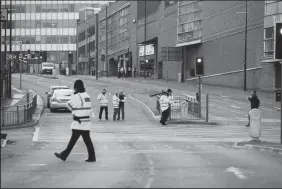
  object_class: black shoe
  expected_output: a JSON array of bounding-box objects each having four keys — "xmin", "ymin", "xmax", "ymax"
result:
[
  {"xmin": 246, "ymin": 124, "xmax": 250, "ymax": 127},
  {"xmin": 106, "ymin": 118, "xmax": 108, "ymax": 120},
  {"xmin": 54, "ymin": 152, "xmax": 66, "ymax": 161},
  {"xmin": 117, "ymin": 118, "xmax": 120, "ymax": 120},
  {"xmin": 85, "ymin": 159, "xmax": 96, "ymax": 162}
]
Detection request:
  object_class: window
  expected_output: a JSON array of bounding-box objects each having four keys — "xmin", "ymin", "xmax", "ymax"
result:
[
  {"xmin": 178, "ymin": 13, "xmax": 194, "ymax": 24},
  {"xmin": 265, "ymin": 27, "xmax": 274, "ymax": 39},
  {"xmin": 119, "ymin": 39, "xmax": 129, "ymax": 48},
  {"xmin": 36, "ymin": 5, "xmax": 41, "ymax": 12},
  {"xmin": 179, "ymin": 3, "xmax": 194, "ymax": 14},
  {"xmin": 265, "ymin": 2, "xmax": 278, "ymax": 15},
  {"xmin": 119, "ymin": 7, "xmax": 129, "ymax": 17},
  {"xmin": 265, "ymin": 39, "xmax": 274, "ymax": 51},
  {"xmin": 69, "ymin": 4, "xmax": 75, "ymax": 12}
]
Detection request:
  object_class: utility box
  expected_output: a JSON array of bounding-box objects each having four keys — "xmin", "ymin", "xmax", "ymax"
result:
[{"xmin": 274, "ymin": 88, "xmax": 281, "ymax": 102}]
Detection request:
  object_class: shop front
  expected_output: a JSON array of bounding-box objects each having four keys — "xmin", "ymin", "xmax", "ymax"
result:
[
  {"xmin": 139, "ymin": 43, "xmax": 156, "ymax": 77},
  {"xmin": 109, "ymin": 49, "xmax": 132, "ymax": 77}
]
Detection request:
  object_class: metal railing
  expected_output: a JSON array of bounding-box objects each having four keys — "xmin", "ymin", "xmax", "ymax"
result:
[
  {"xmin": 156, "ymin": 94, "xmax": 209, "ymax": 122},
  {"xmin": 1, "ymin": 94, "xmax": 37, "ymax": 127}
]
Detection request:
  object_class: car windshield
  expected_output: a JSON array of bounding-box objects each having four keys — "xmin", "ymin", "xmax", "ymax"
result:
[
  {"xmin": 54, "ymin": 89, "xmax": 73, "ymax": 97},
  {"xmin": 43, "ymin": 63, "xmax": 54, "ymax": 67}
]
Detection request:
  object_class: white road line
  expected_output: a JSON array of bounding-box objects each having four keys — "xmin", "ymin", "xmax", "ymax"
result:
[
  {"xmin": 230, "ymin": 105, "xmax": 241, "ymax": 109},
  {"xmin": 32, "ymin": 127, "xmax": 40, "ymax": 142},
  {"xmin": 28, "ymin": 164, "xmax": 47, "ymax": 166},
  {"xmin": 225, "ymin": 167, "xmax": 247, "ymax": 179}
]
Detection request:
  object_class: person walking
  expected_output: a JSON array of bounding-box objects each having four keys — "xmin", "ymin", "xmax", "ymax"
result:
[
  {"xmin": 159, "ymin": 90, "xmax": 170, "ymax": 126},
  {"xmin": 54, "ymin": 79, "xmax": 96, "ymax": 162},
  {"xmin": 112, "ymin": 91, "xmax": 120, "ymax": 121},
  {"xmin": 246, "ymin": 90, "xmax": 260, "ymax": 127},
  {"xmin": 117, "ymin": 90, "xmax": 126, "ymax": 120},
  {"xmin": 97, "ymin": 89, "xmax": 109, "ymax": 120}
]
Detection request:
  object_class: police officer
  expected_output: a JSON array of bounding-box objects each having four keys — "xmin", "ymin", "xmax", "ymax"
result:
[
  {"xmin": 54, "ymin": 79, "xmax": 96, "ymax": 162},
  {"xmin": 118, "ymin": 90, "xmax": 126, "ymax": 120},
  {"xmin": 246, "ymin": 90, "xmax": 260, "ymax": 127},
  {"xmin": 97, "ymin": 89, "xmax": 109, "ymax": 120},
  {"xmin": 112, "ymin": 91, "xmax": 120, "ymax": 121},
  {"xmin": 159, "ymin": 90, "xmax": 170, "ymax": 125}
]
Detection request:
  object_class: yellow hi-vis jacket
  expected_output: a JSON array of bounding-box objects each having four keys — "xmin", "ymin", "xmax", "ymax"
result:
[
  {"xmin": 112, "ymin": 95, "xmax": 120, "ymax": 109},
  {"xmin": 66, "ymin": 92, "xmax": 93, "ymax": 131},
  {"xmin": 97, "ymin": 93, "xmax": 108, "ymax": 107},
  {"xmin": 159, "ymin": 94, "xmax": 170, "ymax": 112}
]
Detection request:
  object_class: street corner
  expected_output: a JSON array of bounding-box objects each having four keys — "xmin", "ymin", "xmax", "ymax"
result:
[{"xmin": 233, "ymin": 140, "xmax": 282, "ymax": 155}]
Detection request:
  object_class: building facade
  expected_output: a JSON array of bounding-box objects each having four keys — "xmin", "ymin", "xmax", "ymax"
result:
[{"xmin": 1, "ymin": 0, "xmax": 105, "ymax": 74}]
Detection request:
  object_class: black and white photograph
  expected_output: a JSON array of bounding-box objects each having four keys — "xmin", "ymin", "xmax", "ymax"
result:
[{"xmin": 1, "ymin": 0, "xmax": 282, "ymax": 188}]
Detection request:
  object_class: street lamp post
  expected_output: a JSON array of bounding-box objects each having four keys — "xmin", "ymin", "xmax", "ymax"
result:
[{"xmin": 237, "ymin": 0, "xmax": 248, "ymax": 92}]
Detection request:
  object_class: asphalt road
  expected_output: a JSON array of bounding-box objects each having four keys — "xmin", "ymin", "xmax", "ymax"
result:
[{"xmin": 1, "ymin": 74, "xmax": 282, "ymax": 188}]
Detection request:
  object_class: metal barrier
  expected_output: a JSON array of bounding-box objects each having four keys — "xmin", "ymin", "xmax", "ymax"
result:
[
  {"xmin": 1, "ymin": 94, "xmax": 37, "ymax": 127},
  {"xmin": 156, "ymin": 94, "xmax": 209, "ymax": 122}
]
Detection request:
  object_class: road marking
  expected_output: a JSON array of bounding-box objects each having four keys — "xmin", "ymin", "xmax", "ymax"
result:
[
  {"xmin": 32, "ymin": 127, "xmax": 40, "ymax": 142},
  {"xmin": 230, "ymin": 105, "xmax": 240, "ymax": 109},
  {"xmin": 225, "ymin": 167, "xmax": 247, "ymax": 179},
  {"xmin": 28, "ymin": 164, "xmax": 47, "ymax": 166}
]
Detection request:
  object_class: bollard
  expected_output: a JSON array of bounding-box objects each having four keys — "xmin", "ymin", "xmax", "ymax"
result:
[{"xmin": 249, "ymin": 109, "xmax": 262, "ymax": 141}]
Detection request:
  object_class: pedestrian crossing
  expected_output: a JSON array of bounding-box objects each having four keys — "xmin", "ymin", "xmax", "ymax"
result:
[{"xmin": 34, "ymin": 119, "xmax": 280, "ymax": 143}]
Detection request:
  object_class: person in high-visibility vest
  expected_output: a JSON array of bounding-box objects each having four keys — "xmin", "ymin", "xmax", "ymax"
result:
[
  {"xmin": 97, "ymin": 89, "xmax": 109, "ymax": 120},
  {"xmin": 167, "ymin": 89, "xmax": 173, "ymax": 118},
  {"xmin": 159, "ymin": 90, "xmax": 171, "ymax": 126},
  {"xmin": 54, "ymin": 79, "xmax": 96, "ymax": 162},
  {"xmin": 112, "ymin": 91, "xmax": 120, "ymax": 121}
]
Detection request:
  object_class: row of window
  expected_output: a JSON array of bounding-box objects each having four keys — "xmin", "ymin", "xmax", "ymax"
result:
[
  {"xmin": 178, "ymin": 11, "xmax": 202, "ymax": 24},
  {"xmin": 78, "ymin": 40, "xmax": 95, "ymax": 56},
  {"xmin": 108, "ymin": 38, "xmax": 130, "ymax": 55},
  {"xmin": 177, "ymin": 29, "xmax": 202, "ymax": 42},
  {"xmin": 178, "ymin": 1, "xmax": 202, "ymax": 15},
  {"xmin": 7, "ymin": 20, "xmax": 77, "ymax": 29},
  {"xmin": 3, "ymin": 36, "xmax": 76, "ymax": 44},
  {"xmin": 264, "ymin": 1, "xmax": 282, "ymax": 16},
  {"xmin": 7, "ymin": 4, "xmax": 100, "ymax": 14},
  {"xmin": 178, "ymin": 20, "xmax": 202, "ymax": 34}
]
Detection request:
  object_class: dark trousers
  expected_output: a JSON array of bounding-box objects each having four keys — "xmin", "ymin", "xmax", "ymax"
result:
[
  {"xmin": 99, "ymin": 106, "xmax": 108, "ymax": 120},
  {"xmin": 118, "ymin": 103, "xmax": 125, "ymax": 120},
  {"xmin": 61, "ymin": 129, "xmax": 96, "ymax": 161},
  {"xmin": 160, "ymin": 108, "xmax": 169, "ymax": 124},
  {"xmin": 113, "ymin": 108, "xmax": 119, "ymax": 120}
]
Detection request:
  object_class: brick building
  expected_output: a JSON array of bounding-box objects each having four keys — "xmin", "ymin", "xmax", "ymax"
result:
[{"xmin": 77, "ymin": 0, "xmax": 281, "ymax": 92}]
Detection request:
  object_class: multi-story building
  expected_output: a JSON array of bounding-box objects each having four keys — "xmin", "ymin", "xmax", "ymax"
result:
[
  {"xmin": 262, "ymin": 0, "xmax": 282, "ymax": 91},
  {"xmin": 77, "ymin": 1, "xmax": 280, "ymax": 94},
  {"xmin": 1, "ymin": 0, "xmax": 106, "ymax": 74}
]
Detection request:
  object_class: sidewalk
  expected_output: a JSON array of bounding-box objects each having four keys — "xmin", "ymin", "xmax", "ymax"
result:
[
  {"xmin": 233, "ymin": 140, "xmax": 282, "ymax": 155},
  {"xmin": 91, "ymin": 76, "xmax": 280, "ymax": 110}
]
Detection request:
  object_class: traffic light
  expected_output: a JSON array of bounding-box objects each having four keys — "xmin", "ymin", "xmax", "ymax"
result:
[
  {"xmin": 274, "ymin": 22, "xmax": 282, "ymax": 60},
  {"xmin": 68, "ymin": 52, "xmax": 72, "ymax": 59},
  {"xmin": 32, "ymin": 52, "xmax": 35, "ymax": 58},
  {"xmin": 40, "ymin": 50, "xmax": 43, "ymax": 58},
  {"xmin": 27, "ymin": 49, "xmax": 30, "ymax": 55},
  {"xmin": 42, "ymin": 51, "xmax": 47, "ymax": 62},
  {"xmin": 195, "ymin": 57, "xmax": 204, "ymax": 75}
]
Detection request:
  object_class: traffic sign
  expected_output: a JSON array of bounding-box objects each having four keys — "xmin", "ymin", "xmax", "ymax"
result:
[
  {"xmin": 12, "ymin": 41, "xmax": 22, "ymax": 45},
  {"xmin": 0, "ymin": 8, "xmax": 8, "ymax": 22}
]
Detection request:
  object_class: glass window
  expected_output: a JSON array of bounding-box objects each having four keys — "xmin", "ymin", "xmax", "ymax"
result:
[
  {"xmin": 69, "ymin": 36, "xmax": 76, "ymax": 44},
  {"xmin": 119, "ymin": 7, "xmax": 129, "ymax": 17},
  {"xmin": 36, "ymin": 5, "xmax": 41, "ymax": 12},
  {"xmin": 265, "ymin": 27, "xmax": 274, "ymax": 39},
  {"xmin": 265, "ymin": 3, "xmax": 278, "ymax": 15},
  {"xmin": 69, "ymin": 4, "xmax": 75, "ymax": 12},
  {"xmin": 178, "ymin": 32, "xmax": 193, "ymax": 41},
  {"xmin": 264, "ymin": 51, "xmax": 274, "ymax": 57},
  {"xmin": 41, "ymin": 36, "xmax": 47, "ymax": 43},
  {"xmin": 194, "ymin": 10, "xmax": 202, "ymax": 20},
  {"xmin": 179, "ymin": 3, "xmax": 194, "ymax": 14},
  {"xmin": 264, "ymin": 39, "xmax": 274, "ymax": 51},
  {"xmin": 194, "ymin": 1, "xmax": 202, "ymax": 10},
  {"xmin": 26, "ymin": 21, "xmax": 31, "ymax": 28},
  {"xmin": 279, "ymin": 2, "xmax": 282, "ymax": 13}
]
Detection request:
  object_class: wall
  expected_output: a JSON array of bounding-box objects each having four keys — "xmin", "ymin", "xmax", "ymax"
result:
[
  {"xmin": 163, "ymin": 60, "xmax": 181, "ymax": 81},
  {"xmin": 184, "ymin": 1, "xmax": 266, "ymax": 89}
]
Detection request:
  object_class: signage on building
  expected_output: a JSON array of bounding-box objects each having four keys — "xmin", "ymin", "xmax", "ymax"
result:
[{"xmin": 139, "ymin": 44, "xmax": 155, "ymax": 57}]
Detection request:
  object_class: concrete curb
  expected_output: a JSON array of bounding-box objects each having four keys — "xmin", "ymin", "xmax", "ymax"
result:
[{"xmin": 233, "ymin": 142, "xmax": 282, "ymax": 155}]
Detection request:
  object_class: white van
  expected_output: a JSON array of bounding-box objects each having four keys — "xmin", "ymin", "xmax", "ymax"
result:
[{"xmin": 41, "ymin": 62, "xmax": 54, "ymax": 75}]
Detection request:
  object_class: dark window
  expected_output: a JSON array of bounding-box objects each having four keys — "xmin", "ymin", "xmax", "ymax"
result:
[
  {"xmin": 69, "ymin": 4, "xmax": 75, "ymax": 12},
  {"xmin": 265, "ymin": 27, "xmax": 274, "ymax": 39},
  {"xmin": 36, "ymin": 5, "xmax": 41, "ymax": 12}
]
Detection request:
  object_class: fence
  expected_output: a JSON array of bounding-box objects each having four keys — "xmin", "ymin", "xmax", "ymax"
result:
[
  {"xmin": 1, "ymin": 94, "xmax": 37, "ymax": 127},
  {"xmin": 156, "ymin": 94, "xmax": 209, "ymax": 122}
]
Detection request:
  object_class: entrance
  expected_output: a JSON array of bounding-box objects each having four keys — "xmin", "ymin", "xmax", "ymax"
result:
[{"xmin": 109, "ymin": 58, "xmax": 118, "ymax": 77}]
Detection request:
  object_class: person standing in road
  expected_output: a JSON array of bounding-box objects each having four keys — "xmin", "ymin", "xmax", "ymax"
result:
[
  {"xmin": 159, "ymin": 90, "xmax": 170, "ymax": 126},
  {"xmin": 246, "ymin": 90, "xmax": 260, "ymax": 127},
  {"xmin": 54, "ymin": 79, "xmax": 96, "ymax": 162},
  {"xmin": 167, "ymin": 89, "xmax": 173, "ymax": 119},
  {"xmin": 133, "ymin": 67, "xmax": 136, "ymax": 78},
  {"xmin": 112, "ymin": 91, "xmax": 120, "ymax": 121},
  {"xmin": 97, "ymin": 89, "xmax": 109, "ymax": 120},
  {"xmin": 117, "ymin": 90, "xmax": 126, "ymax": 120}
]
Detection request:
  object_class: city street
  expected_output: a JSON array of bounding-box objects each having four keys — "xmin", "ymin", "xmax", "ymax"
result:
[{"xmin": 1, "ymin": 74, "xmax": 282, "ymax": 188}]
